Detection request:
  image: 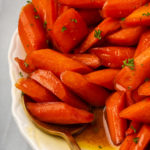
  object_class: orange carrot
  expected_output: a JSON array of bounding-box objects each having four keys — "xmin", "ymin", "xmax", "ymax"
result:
[
  {"xmin": 31, "ymin": 69, "xmax": 88, "ymax": 110},
  {"xmin": 58, "ymin": 0, "xmax": 106, "ymax": 8},
  {"xmin": 123, "ymin": 3, "xmax": 150, "ymax": 26},
  {"xmin": 60, "ymin": 71, "xmax": 109, "ymax": 106},
  {"xmin": 107, "ymin": 27, "xmax": 145, "ymax": 46},
  {"xmin": 32, "ymin": 0, "xmax": 58, "ymax": 32},
  {"xmin": 134, "ymin": 30, "xmax": 150, "ymax": 57},
  {"xmin": 77, "ymin": 9, "xmax": 101, "ymax": 26},
  {"xmin": 27, "ymin": 49, "xmax": 92, "ymax": 76},
  {"xmin": 106, "ymin": 92, "xmax": 127, "ymax": 145},
  {"xmin": 126, "ymin": 91, "xmax": 135, "ymax": 106},
  {"xmin": 15, "ymin": 57, "xmax": 35, "ymax": 73},
  {"xmin": 27, "ymin": 102, "xmax": 94, "ymax": 124},
  {"xmin": 119, "ymin": 134, "xmax": 136, "ymax": 150},
  {"xmin": 58, "ymin": 4, "xmax": 70, "ymax": 16},
  {"xmin": 15, "ymin": 78, "xmax": 58, "ymax": 102},
  {"xmin": 138, "ymin": 81, "xmax": 150, "ymax": 96},
  {"xmin": 102, "ymin": 0, "xmax": 148, "ymax": 18},
  {"xmin": 129, "ymin": 125, "xmax": 150, "ymax": 150},
  {"xmin": 115, "ymin": 47, "xmax": 150, "ymax": 91},
  {"xmin": 132, "ymin": 89, "xmax": 146, "ymax": 102},
  {"xmin": 18, "ymin": 3, "xmax": 48, "ymax": 54},
  {"xmin": 65, "ymin": 54, "xmax": 101, "ymax": 69},
  {"xmin": 90, "ymin": 47, "xmax": 135, "ymax": 68},
  {"xmin": 52, "ymin": 8, "xmax": 88, "ymax": 53},
  {"xmin": 75, "ymin": 18, "xmax": 121, "ymax": 53},
  {"xmin": 125, "ymin": 121, "xmax": 141, "ymax": 136},
  {"xmin": 120, "ymin": 98, "xmax": 150, "ymax": 123},
  {"xmin": 84, "ymin": 69, "xmax": 120, "ymax": 90}
]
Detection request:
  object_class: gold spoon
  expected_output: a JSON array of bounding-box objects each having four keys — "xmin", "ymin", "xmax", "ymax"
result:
[{"xmin": 22, "ymin": 95, "xmax": 88, "ymax": 150}]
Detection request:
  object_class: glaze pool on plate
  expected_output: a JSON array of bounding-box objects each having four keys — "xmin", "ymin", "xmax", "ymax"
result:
[{"xmin": 8, "ymin": 30, "xmax": 118, "ymax": 150}]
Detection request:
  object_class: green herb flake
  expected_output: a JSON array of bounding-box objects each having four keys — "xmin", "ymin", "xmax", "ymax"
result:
[
  {"xmin": 71, "ymin": 18, "xmax": 77, "ymax": 23},
  {"xmin": 131, "ymin": 125, "xmax": 136, "ymax": 133},
  {"xmin": 61, "ymin": 26, "xmax": 67, "ymax": 32},
  {"xmin": 19, "ymin": 72, "xmax": 23, "ymax": 77},
  {"xmin": 30, "ymin": 23, "xmax": 34, "ymax": 26},
  {"xmin": 24, "ymin": 62, "xmax": 29, "ymax": 68},
  {"xmin": 48, "ymin": 28, "xmax": 52, "ymax": 31},
  {"xmin": 21, "ymin": 91, "xmax": 24, "ymax": 96},
  {"xmin": 145, "ymin": 78, "xmax": 150, "ymax": 82},
  {"xmin": 26, "ymin": 44, "xmax": 29, "ymax": 47},
  {"xmin": 98, "ymin": 145, "xmax": 102, "ymax": 149},
  {"xmin": 94, "ymin": 29, "xmax": 102, "ymax": 40},
  {"xmin": 128, "ymin": 86, "xmax": 131, "ymax": 90},
  {"xmin": 26, "ymin": 1, "xmax": 31, "ymax": 3},
  {"xmin": 35, "ymin": 15, "xmax": 40, "ymax": 19},
  {"xmin": 34, "ymin": 8, "xmax": 37, "ymax": 12},
  {"xmin": 121, "ymin": 18, "xmax": 125, "ymax": 21},
  {"xmin": 43, "ymin": 21, "xmax": 47, "ymax": 28},
  {"xmin": 133, "ymin": 137, "xmax": 139, "ymax": 144},
  {"xmin": 142, "ymin": 12, "xmax": 150, "ymax": 16},
  {"xmin": 122, "ymin": 58, "xmax": 135, "ymax": 70}
]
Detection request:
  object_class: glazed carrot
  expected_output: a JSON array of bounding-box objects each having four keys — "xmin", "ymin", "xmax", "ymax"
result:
[
  {"xmin": 107, "ymin": 27, "xmax": 145, "ymax": 46},
  {"xmin": 32, "ymin": 0, "xmax": 58, "ymax": 31},
  {"xmin": 120, "ymin": 98, "xmax": 150, "ymax": 123},
  {"xmin": 75, "ymin": 18, "xmax": 121, "ymax": 53},
  {"xmin": 115, "ymin": 47, "xmax": 150, "ymax": 91},
  {"xmin": 106, "ymin": 92, "xmax": 127, "ymax": 145},
  {"xmin": 31, "ymin": 69, "xmax": 88, "ymax": 110},
  {"xmin": 119, "ymin": 134, "xmax": 136, "ymax": 150},
  {"xmin": 138, "ymin": 81, "xmax": 150, "ymax": 96},
  {"xmin": 27, "ymin": 49, "xmax": 92, "ymax": 76},
  {"xmin": 126, "ymin": 91, "xmax": 135, "ymax": 106},
  {"xmin": 18, "ymin": 3, "xmax": 48, "ymax": 54},
  {"xmin": 60, "ymin": 71, "xmax": 109, "ymax": 106},
  {"xmin": 15, "ymin": 78, "xmax": 58, "ymax": 102},
  {"xmin": 15, "ymin": 57, "xmax": 35, "ymax": 73},
  {"xmin": 129, "ymin": 125, "xmax": 150, "ymax": 150},
  {"xmin": 102, "ymin": 0, "xmax": 148, "ymax": 18},
  {"xmin": 123, "ymin": 3, "xmax": 150, "ymax": 26},
  {"xmin": 90, "ymin": 47, "xmax": 135, "ymax": 68},
  {"xmin": 27, "ymin": 102, "xmax": 94, "ymax": 124},
  {"xmin": 125, "ymin": 121, "xmax": 141, "ymax": 136},
  {"xmin": 52, "ymin": 8, "xmax": 88, "ymax": 53},
  {"xmin": 84, "ymin": 69, "xmax": 120, "ymax": 90},
  {"xmin": 65, "ymin": 54, "xmax": 101, "ymax": 69},
  {"xmin": 134, "ymin": 30, "xmax": 150, "ymax": 57},
  {"xmin": 132, "ymin": 89, "xmax": 145, "ymax": 102},
  {"xmin": 58, "ymin": 4, "xmax": 70, "ymax": 16},
  {"xmin": 58, "ymin": 0, "xmax": 106, "ymax": 8},
  {"xmin": 77, "ymin": 9, "xmax": 101, "ymax": 26}
]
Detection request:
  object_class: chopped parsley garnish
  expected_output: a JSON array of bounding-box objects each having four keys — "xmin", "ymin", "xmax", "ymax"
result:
[
  {"xmin": 145, "ymin": 78, "xmax": 150, "ymax": 82},
  {"xmin": 26, "ymin": 1, "xmax": 31, "ymax": 3},
  {"xmin": 48, "ymin": 28, "xmax": 52, "ymax": 31},
  {"xmin": 19, "ymin": 72, "xmax": 23, "ymax": 77},
  {"xmin": 122, "ymin": 58, "xmax": 135, "ymax": 70},
  {"xmin": 35, "ymin": 15, "xmax": 40, "ymax": 19},
  {"xmin": 71, "ymin": 18, "xmax": 77, "ymax": 23},
  {"xmin": 24, "ymin": 62, "xmax": 29, "ymax": 68},
  {"xmin": 131, "ymin": 125, "xmax": 136, "ymax": 133},
  {"xmin": 61, "ymin": 26, "xmax": 67, "ymax": 32},
  {"xmin": 43, "ymin": 21, "xmax": 47, "ymax": 28},
  {"xmin": 34, "ymin": 8, "xmax": 37, "ymax": 12},
  {"xmin": 128, "ymin": 86, "xmax": 131, "ymax": 90},
  {"xmin": 121, "ymin": 18, "xmax": 125, "ymax": 21},
  {"xmin": 133, "ymin": 137, "xmax": 139, "ymax": 144},
  {"xmin": 21, "ymin": 92, "xmax": 24, "ymax": 96},
  {"xmin": 98, "ymin": 145, "xmax": 102, "ymax": 149},
  {"xmin": 94, "ymin": 29, "xmax": 102, "ymax": 40},
  {"xmin": 30, "ymin": 23, "xmax": 34, "ymax": 26},
  {"xmin": 142, "ymin": 12, "xmax": 150, "ymax": 16}
]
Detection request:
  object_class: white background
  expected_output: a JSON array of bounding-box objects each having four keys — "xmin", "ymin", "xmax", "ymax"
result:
[{"xmin": 0, "ymin": 0, "xmax": 32, "ymax": 149}]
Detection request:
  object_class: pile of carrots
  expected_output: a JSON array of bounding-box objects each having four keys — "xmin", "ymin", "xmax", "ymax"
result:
[{"xmin": 15, "ymin": 0, "xmax": 150, "ymax": 149}]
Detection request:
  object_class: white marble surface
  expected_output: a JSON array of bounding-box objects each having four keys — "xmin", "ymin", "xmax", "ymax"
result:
[{"xmin": 0, "ymin": 0, "xmax": 32, "ymax": 150}]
